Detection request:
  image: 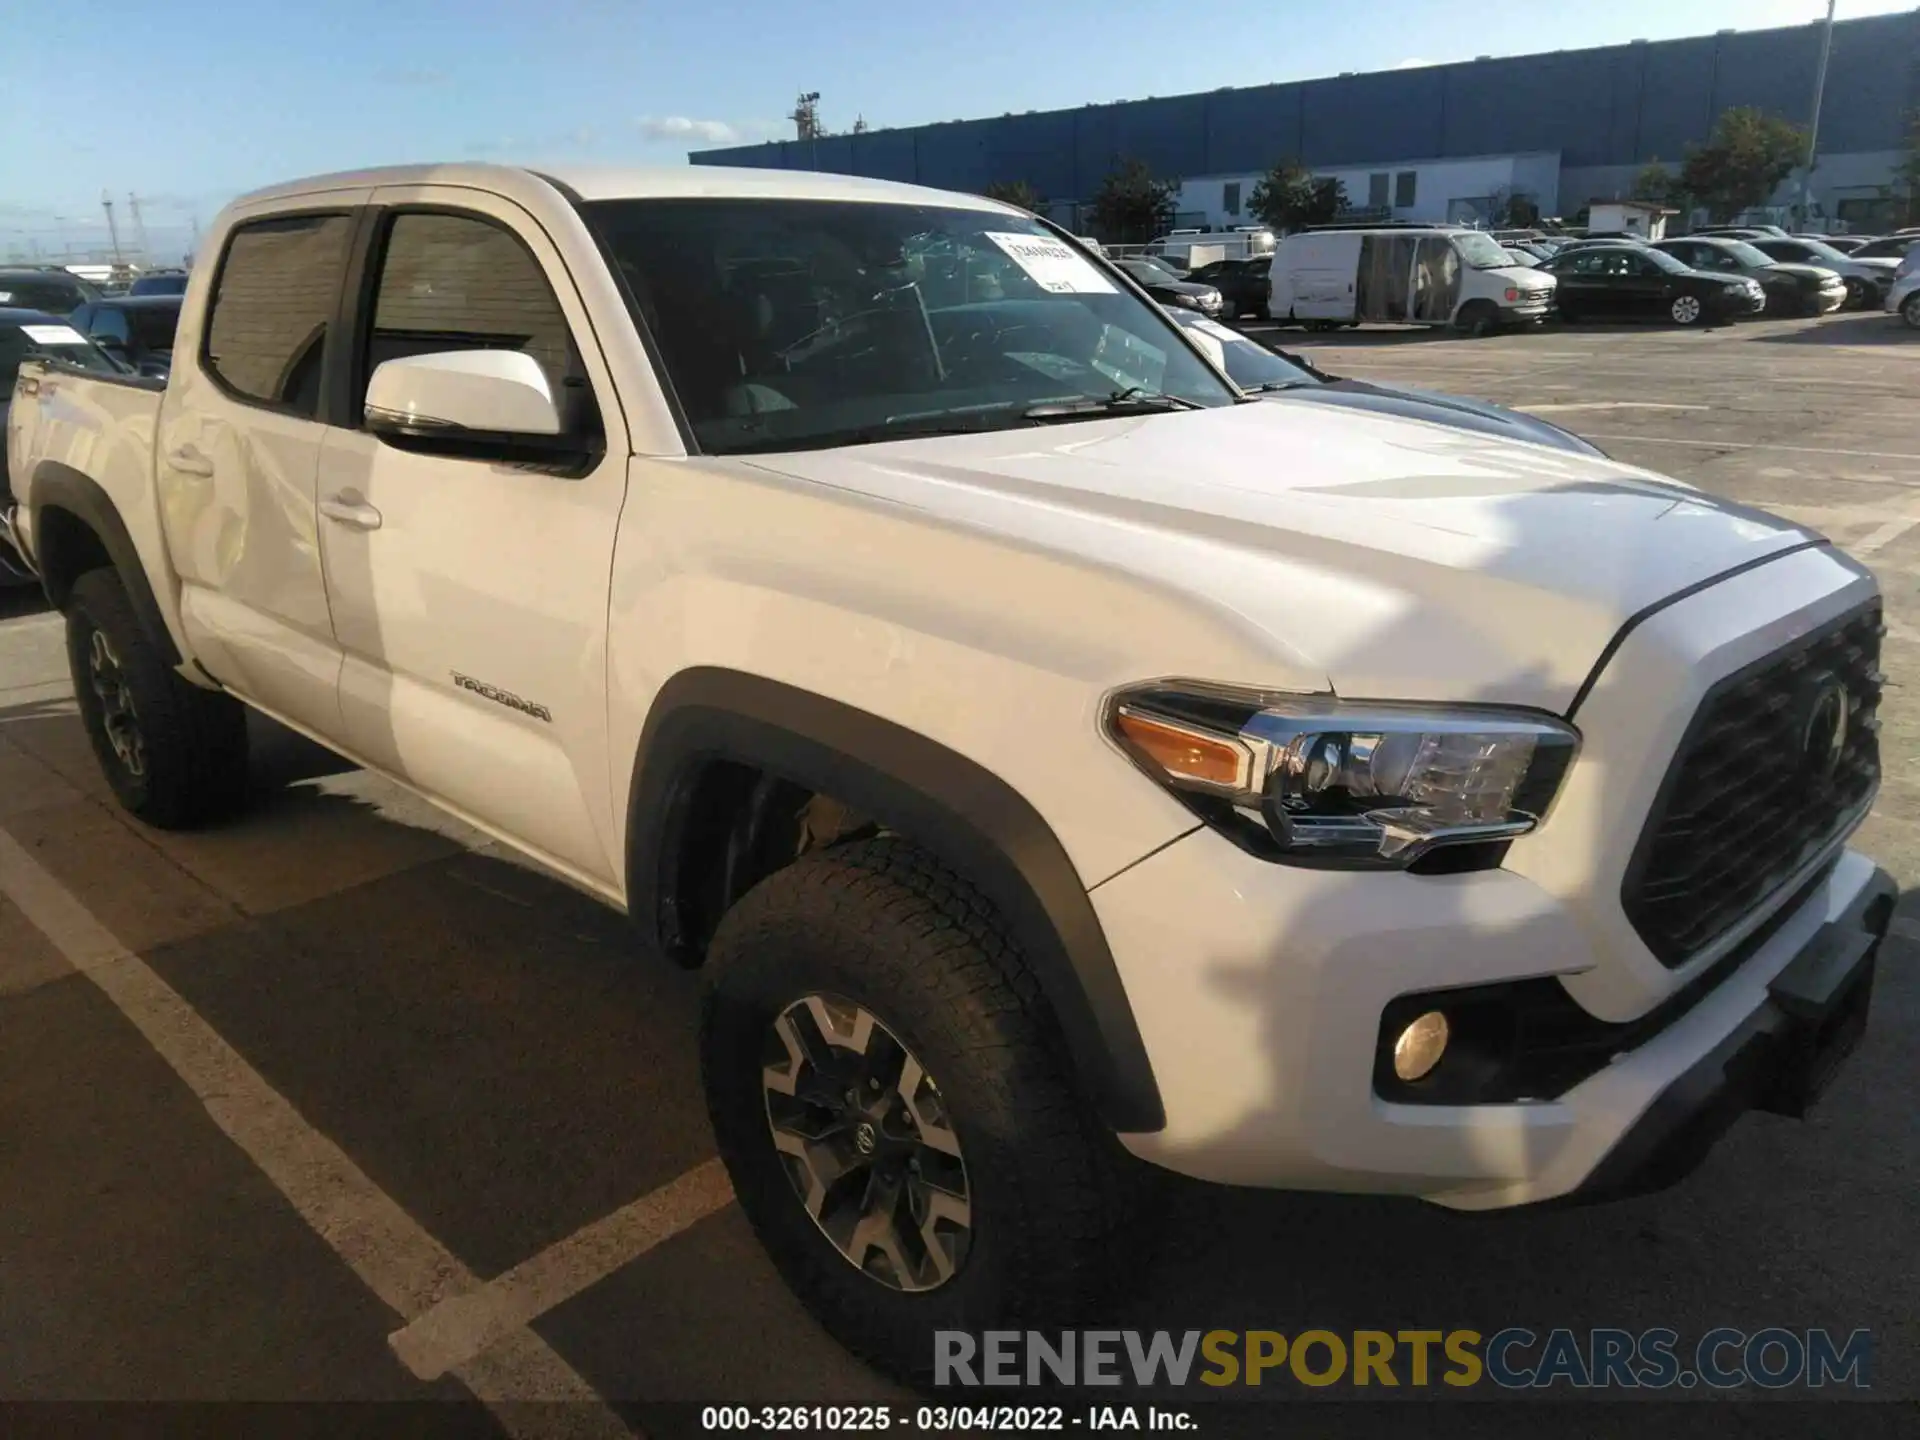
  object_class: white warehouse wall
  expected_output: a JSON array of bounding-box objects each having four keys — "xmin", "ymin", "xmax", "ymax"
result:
[{"xmin": 1172, "ymin": 152, "xmax": 1562, "ymax": 229}]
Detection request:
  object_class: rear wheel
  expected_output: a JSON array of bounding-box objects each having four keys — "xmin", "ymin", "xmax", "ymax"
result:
[
  {"xmin": 1669, "ymin": 293, "xmax": 1706, "ymax": 326},
  {"xmin": 65, "ymin": 568, "xmax": 249, "ymax": 829},
  {"xmin": 699, "ymin": 837, "xmax": 1133, "ymax": 1383}
]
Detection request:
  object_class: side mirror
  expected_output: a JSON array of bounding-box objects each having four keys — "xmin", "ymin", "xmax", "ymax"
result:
[
  {"xmin": 366, "ymin": 349, "xmax": 560, "ymax": 437},
  {"xmin": 364, "ymin": 349, "xmax": 597, "ymax": 473}
]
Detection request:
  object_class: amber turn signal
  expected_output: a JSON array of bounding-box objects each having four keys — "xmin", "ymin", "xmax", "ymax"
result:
[{"xmin": 1113, "ymin": 707, "xmax": 1248, "ymax": 791}]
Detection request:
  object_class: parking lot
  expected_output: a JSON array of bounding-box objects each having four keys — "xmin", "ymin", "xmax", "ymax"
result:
[{"xmin": 3, "ymin": 310, "xmax": 1917, "ymax": 1434}]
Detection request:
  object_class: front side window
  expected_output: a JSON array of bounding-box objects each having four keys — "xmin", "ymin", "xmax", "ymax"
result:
[
  {"xmin": 203, "ymin": 213, "xmax": 354, "ymax": 415},
  {"xmin": 362, "ymin": 212, "xmax": 580, "ymax": 412},
  {"xmin": 128, "ymin": 304, "xmax": 180, "ymax": 353},
  {"xmin": 580, "ymin": 197, "xmax": 1236, "ymax": 455}
]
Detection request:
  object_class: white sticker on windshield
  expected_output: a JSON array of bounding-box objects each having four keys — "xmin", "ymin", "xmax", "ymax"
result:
[
  {"xmin": 1192, "ymin": 318, "xmax": 1249, "ymax": 345},
  {"xmin": 21, "ymin": 324, "xmax": 87, "ymax": 345},
  {"xmin": 983, "ymin": 232, "xmax": 1117, "ymax": 294}
]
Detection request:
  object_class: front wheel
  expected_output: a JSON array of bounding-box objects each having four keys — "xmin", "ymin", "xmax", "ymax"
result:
[
  {"xmin": 1903, "ymin": 292, "xmax": 1920, "ymax": 330},
  {"xmin": 1453, "ymin": 301, "xmax": 1500, "ymax": 338},
  {"xmin": 699, "ymin": 838, "xmax": 1132, "ymax": 1383},
  {"xmin": 65, "ymin": 568, "xmax": 250, "ymax": 829},
  {"xmin": 1843, "ymin": 277, "xmax": 1869, "ymax": 310},
  {"xmin": 1669, "ymin": 293, "xmax": 1706, "ymax": 326}
]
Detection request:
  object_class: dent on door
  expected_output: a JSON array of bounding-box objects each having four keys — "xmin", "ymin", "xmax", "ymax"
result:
[{"xmin": 161, "ymin": 405, "xmax": 340, "ymax": 714}]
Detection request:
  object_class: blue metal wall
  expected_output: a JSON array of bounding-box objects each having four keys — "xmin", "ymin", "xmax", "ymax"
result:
[{"xmin": 694, "ymin": 13, "xmax": 1919, "ymax": 196}]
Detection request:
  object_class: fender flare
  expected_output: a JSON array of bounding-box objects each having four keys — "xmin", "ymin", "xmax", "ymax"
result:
[
  {"xmin": 626, "ymin": 667, "xmax": 1166, "ymax": 1134},
  {"xmin": 29, "ymin": 463, "xmax": 182, "ymax": 667}
]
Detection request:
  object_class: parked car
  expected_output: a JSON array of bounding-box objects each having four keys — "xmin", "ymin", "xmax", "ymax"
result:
[
  {"xmin": 67, "ymin": 295, "xmax": 182, "ymax": 378},
  {"xmin": 8, "ymin": 161, "xmax": 1896, "ymax": 1385},
  {"xmin": 0, "ymin": 267, "xmax": 100, "ymax": 316},
  {"xmin": 1182, "ymin": 257, "xmax": 1270, "ymax": 320},
  {"xmin": 1804, "ymin": 235, "xmax": 1870, "ymax": 255},
  {"xmin": 1653, "ymin": 236, "xmax": 1848, "ymax": 316},
  {"xmin": 1540, "ymin": 243, "xmax": 1766, "ymax": 325},
  {"xmin": 1850, "ymin": 235, "xmax": 1920, "ymax": 262},
  {"xmin": 1747, "ymin": 237, "xmax": 1901, "ymax": 309},
  {"xmin": 1267, "ymin": 226, "xmax": 1554, "ymax": 335},
  {"xmin": 0, "ymin": 309, "xmax": 124, "ymax": 584},
  {"xmin": 1888, "ymin": 268, "xmax": 1920, "ymax": 329},
  {"xmin": 1695, "ymin": 224, "xmax": 1788, "ymax": 239},
  {"xmin": 128, "ymin": 271, "xmax": 190, "ymax": 297},
  {"xmin": 1165, "ymin": 309, "xmax": 1606, "ymax": 454},
  {"xmin": 1111, "ymin": 256, "xmax": 1223, "ymax": 315}
]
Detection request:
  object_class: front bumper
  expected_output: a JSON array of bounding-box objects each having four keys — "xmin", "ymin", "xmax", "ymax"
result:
[
  {"xmin": 1561, "ymin": 863, "xmax": 1894, "ymax": 1204},
  {"xmin": 1093, "ymin": 832, "xmax": 1892, "ymax": 1209}
]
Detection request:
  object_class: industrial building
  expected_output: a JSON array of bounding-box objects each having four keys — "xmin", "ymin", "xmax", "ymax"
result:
[{"xmin": 691, "ymin": 11, "xmax": 1920, "ymax": 232}]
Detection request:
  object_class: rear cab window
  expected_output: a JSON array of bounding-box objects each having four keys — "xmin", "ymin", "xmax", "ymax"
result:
[{"xmin": 202, "ymin": 213, "xmax": 356, "ymax": 417}]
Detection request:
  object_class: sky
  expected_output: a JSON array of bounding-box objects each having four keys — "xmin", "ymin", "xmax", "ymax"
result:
[{"xmin": 3, "ymin": 0, "xmax": 1912, "ymax": 262}]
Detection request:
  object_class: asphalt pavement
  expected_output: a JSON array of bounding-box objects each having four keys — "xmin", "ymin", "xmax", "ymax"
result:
[{"xmin": 1, "ymin": 309, "xmax": 1916, "ymax": 1436}]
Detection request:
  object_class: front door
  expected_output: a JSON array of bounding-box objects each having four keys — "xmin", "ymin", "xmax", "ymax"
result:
[{"xmin": 315, "ymin": 191, "xmax": 631, "ymax": 886}]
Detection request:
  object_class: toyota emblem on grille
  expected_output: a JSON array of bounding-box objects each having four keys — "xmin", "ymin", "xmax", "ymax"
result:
[{"xmin": 1798, "ymin": 672, "xmax": 1850, "ymax": 782}]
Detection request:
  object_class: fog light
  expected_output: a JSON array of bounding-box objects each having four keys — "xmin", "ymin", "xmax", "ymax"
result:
[{"xmin": 1393, "ymin": 1011, "xmax": 1450, "ymax": 1082}]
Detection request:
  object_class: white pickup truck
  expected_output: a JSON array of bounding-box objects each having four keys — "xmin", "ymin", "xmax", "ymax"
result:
[{"xmin": 5, "ymin": 163, "xmax": 1894, "ymax": 1381}]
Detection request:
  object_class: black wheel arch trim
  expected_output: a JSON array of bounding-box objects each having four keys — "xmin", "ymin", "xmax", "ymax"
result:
[
  {"xmin": 625, "ymin": 666, "xmax": 1167, "ymax": 1133},
  {"xmin": 28, "ymin": 463, "xmax": 181, "ymax": 667}
]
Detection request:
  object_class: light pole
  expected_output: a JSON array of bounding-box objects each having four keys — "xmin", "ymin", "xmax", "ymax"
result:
[{"xmin": 1797, "ymin": 0, "xmax": 1838, "ymax": 227}]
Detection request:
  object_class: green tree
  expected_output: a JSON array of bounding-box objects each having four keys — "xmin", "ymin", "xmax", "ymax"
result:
[
  {"xmin": 982, "ymin": 179, "xmax": 1046, "ymax": 213},
  {"xmin": 1678, "ymin": 108, "xmax": 1808, "ymax": 222},
  {"xmin": 1631, "ymin": 160, "xmax": 1685, "ymax": 208},
  {"xmin": 1248, "ymin": 160, "xmax": 1348, "ymax": 233},
  {"xmin": 1086, "ymin": 158, "xmax": 1178, "ymax": 244}
]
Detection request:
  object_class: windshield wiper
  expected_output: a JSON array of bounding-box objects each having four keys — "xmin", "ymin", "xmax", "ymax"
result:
[
  {"xmin": 724, "ymin": 410, "xmax": 1023, "ymax": 454},
  {"xmin": 1019, "ymin": 387, "xmax": 1201, "ymax": 420},
  {"xmin": 1243, "ymin": 379, "xmax": 1318, "ymax": 394}
]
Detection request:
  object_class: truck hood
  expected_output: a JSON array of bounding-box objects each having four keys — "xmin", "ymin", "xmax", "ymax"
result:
[{"xmin": 742, "ymin": 400, "xmax": 1812, "ymax": 712}]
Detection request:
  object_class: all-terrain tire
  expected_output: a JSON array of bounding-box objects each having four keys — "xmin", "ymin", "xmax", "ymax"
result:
[
  {"xmin": 699, "ymin": 836, "xmax": 1136, "ymax": 1386},
  {"xmin": 65, "ymin": 567, "xmax": 250, "ymax": 829}
]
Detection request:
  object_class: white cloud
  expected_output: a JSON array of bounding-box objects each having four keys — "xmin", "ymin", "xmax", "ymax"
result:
[
  {"xmin": 636, "ymin": 116, "xmax": 781, "ymax": 146},
  {"xmin": 637, "ymin": 116, "xmax": 743, "ymax": 145}
]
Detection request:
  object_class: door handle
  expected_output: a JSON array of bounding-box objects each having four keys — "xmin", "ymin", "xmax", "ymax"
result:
[
  {"xmin": 165, "ymin": 445, "xmax": 215, "ymax": 478},
  {"xmin": 320, "ymin": 492, "xmax": 383, "ymax": 531}
]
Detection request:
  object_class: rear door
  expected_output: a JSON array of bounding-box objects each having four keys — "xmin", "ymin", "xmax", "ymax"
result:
[
  {"xmin": 314, "ymin": 189, "xmax": 631, "ymax": 885},
  {"xmin": 157, "ymin": 199, "xmax": 366, "ymax": 735},
  {"xmin": 1288, "ymin": 234, "xmax": 1361, "ymax": 319}
]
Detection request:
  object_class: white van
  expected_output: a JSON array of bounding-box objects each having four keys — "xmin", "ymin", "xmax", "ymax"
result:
[{"xmin": 1267, "ymin": 226, "xmax": 1555, "ymax": 335}]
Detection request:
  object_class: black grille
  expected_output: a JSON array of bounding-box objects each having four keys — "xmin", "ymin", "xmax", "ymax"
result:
[{"xmin": 1623, "ymin": 602, "xmax": 1883, "ymax": 967}]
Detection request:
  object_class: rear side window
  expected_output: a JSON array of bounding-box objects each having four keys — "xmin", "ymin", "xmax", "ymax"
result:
[
  {"xmin": 362, "ymin": 212, "xmax": 576, "ymax": 403},
  {"xmin": 203, "ymin": 213, "xmax": 354, "ymax": 417}
]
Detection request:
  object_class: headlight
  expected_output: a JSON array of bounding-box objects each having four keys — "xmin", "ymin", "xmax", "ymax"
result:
[{"xmin": 1107, "ymin": 683, "xmax": 1579, "ymax": 868}]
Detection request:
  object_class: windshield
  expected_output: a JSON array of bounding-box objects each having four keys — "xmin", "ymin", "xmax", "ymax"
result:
[
  {"xmin": 1166, "ymin": 311, "xmax": 1317, "ymax": 390},
  {"xmin": 1453, "ymin": 232, "xmax": 1519, "ymax": 270},
  {"xmin": 1119, "ymin": 258, "xmax": 1182, "ymax": 284},
  {"xmin": 581, "ymin": 198, "xmax": 1236, "ymax": 454},
  {"xmin": 1714, "ymin": 240, "xmax": 1774, "ymax": 268},
  {"xmin": 1794, "ymin": 239, "xmax": 1852, "ymax": 266},
  {"xmin": 0, "ymin": 321, "xmax": 121, "ymax": 389}
]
